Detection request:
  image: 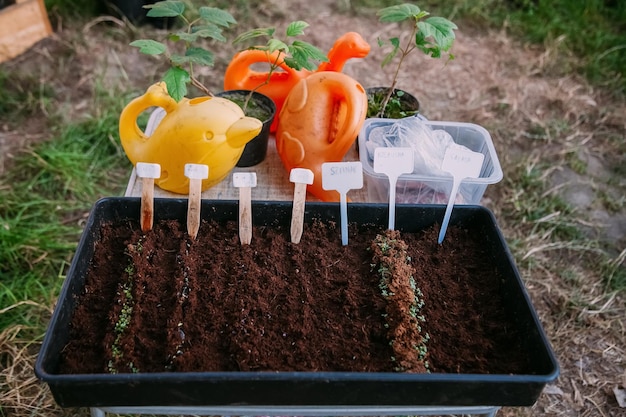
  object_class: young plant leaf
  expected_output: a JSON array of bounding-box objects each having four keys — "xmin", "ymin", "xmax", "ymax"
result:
[
  {"xmin": 169, "ymin": 54, "xmax": 186, "ymax": 66},
  {"xmin": 173, "ymin": 31, "xmax": 199, "ymax": 43},
  {"xmin": 289, "ymin": 40, "xmax": 328, "ymax": 70},
  {"xmin": 267, "ymin": 38, "xmax": 289, "ymax": 54},
  {"xmin": 163, "ymin": 67, "xmax": 190, "ymax": 102},
  {"xmin": 173, "ymin": 26, "xmax": 226, "ymax": 44},
  {"xmin": 417, "ymin": 17, "xmax": 457, "ymax": 52},
  {"xmin": 286, "ymin": 21, "xmax": 309, "ymax": 37},
  {"xmin": 185, "ymin": 47, "xmax": 214, "ymax": 66},
  {"xmin": 377, "ymin": 4, "xmax": 422, "ymax": 22},
  {"xmin": 233, "ymin": 27, "xmax": 275, "ymax": 45},
  {"xmin": 379, "ymin": 37, "xmax": 400, "ymax": 68},
  {"xmin": 130, "ymin": 40, "xmax": 166, "ymax": 55},
  {"xmin": 145, "ymin": 1, "xmax": 185, "ymax": 18},
  {"xmin": 198, "ymin": 7, "xmax": 236, "ymax": 27}
]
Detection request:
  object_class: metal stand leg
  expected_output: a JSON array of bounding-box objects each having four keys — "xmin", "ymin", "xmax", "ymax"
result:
[{"xmin": 90, "ymin": 408, "xmax": 105, "ymax": 417}]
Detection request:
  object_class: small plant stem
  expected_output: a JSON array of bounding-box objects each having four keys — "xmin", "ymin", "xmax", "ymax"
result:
[
  {"xmin": 179, "ymin": 14, "xmax": 213, "ymax": 97},
  {"xmin": 191, "ymin": 76, "xmax": 211, "ymax": 96},
  {"xmin": 243, "ymin": 52, "xmax": 282, "ymax": 112},
  {"xmin": 379, "ymin": 25, "xmax": 418, "ymax": 117}
]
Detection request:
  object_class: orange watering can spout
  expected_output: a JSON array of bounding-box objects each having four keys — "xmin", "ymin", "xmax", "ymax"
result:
[{"xmin": 316, "ymin": 32, "xmax": 371, "ymax": 73}]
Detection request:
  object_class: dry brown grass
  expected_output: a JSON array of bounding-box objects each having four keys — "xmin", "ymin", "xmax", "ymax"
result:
[
  {"xmin": 0, "ymin": 303, "xmax": 61, "ymax": 417},
  {"xmin": 1, "ymin": 1, "xmax": 625, "ymax": 416}
]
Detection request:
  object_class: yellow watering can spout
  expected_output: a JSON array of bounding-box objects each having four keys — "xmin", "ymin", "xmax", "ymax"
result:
[
  {"xmin": 227, "ymin": 117, "xmax": 266, "ymax": 148},
  {"xmin": 118, "ymin": 83, "xmax": 262, "ymax": 194}
]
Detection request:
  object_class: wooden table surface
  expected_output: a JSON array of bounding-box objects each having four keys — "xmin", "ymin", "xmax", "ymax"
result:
[{"xmin": 125, "ymin": 137, "xmax": 372, "ymax": 202}]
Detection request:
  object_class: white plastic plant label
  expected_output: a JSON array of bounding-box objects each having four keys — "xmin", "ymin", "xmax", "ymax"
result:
[
  {"xmin": 321, "ymin": 161, "xmax": 363, "ymax": 194},
  {"xmin": 289, "ymin": 168, "xmax": 314, "ymax": 244},
  {"xmin": 184, "ymin": 163, "xmax": 209, "ymax": 180},
  {"xmin": 233, "ymin": 172, "xmax": 257, "ymax": 245},
  {"xmin": 373, "ymin": 147, "xmax": 414, "ymax": 230},
  {"xmin": 233, "ymin": 172, "xmax": 257, "ymax": 188},
  {"xmin": 136, "ymin": 162, "xmax": 161, "ymax": 232},
  {"xmin": 373, "ymin": 147, "xmax": 414, "ymax": 177},
  {"xmin": 321, "ymin": 162, "xmax": 363, "ymax": 246},
  {"xmin": 441, "ymin": 146, "xmax": 484, "ymax": 178},
  {"xmin": 136, "ymin": 162, "xmax": 161, "ymax": 179},
  {"xmin": 289, "ymin": 168, "xmax": 314, "ymax": 185},
  {"xmin": 438, "ymin": 145, "xmax": 484, "ymax": 244}
]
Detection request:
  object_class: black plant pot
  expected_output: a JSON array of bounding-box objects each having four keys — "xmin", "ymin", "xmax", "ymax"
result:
[
  {"xmin": 366, "ymin": 87, "xmax": 420, "ymax": 119},
  {"xmin": 217, "ymin": 90, "xmax": 276, "ymax": 167},
  {"xmin": 106, "ymin": 0, "xmax": 172, "ymax": 28},
  {"xmin": 35, "ymin": 198, "xmax": 558, "ymax": 409}
]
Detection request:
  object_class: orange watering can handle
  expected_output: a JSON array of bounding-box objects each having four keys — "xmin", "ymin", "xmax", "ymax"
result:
[
  {"xmin": 283, "ymin": 72, "xmax": 366, "ymax": 151},
  {"xmin": 318, "ymin": 73, "xmax": 367, "ymax": 148},
  {"xmin": 224, "ymin": 50, "xmax": 301, "ymax": 90},
  {"xmin": 119, "ymin": 82, "xmax": 178, "ymax": 145}
]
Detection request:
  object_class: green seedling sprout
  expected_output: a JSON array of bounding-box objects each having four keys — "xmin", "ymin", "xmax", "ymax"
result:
[
  {"xmin": 232, "ymin": 20, "xmax": 328, "ymax": 112},
  {"xmin": 376, "ymin": 3, "xmax": 457, "ymax": 117}
]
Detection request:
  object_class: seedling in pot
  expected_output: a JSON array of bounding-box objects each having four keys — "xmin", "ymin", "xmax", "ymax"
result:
[
  {"xmin": 184, "ymin": 163, "xmax": 208, "ymax": 240},
  {"xmin": 321, "ymin": 162, "xmax": 363, "ymax": 246},
  {"xmin": 289, "ymin": 168, "xmax": 314, "ymax": 244},
  {"xmin": 136, "ymin": 162, "xmax": 161, "ymax": 232},
  {"xmin": 130, "ymin": 1, "xmax": 237, "ymax": 101},
  {"xmin": 230, "ymin": 20, "xmax": 328, "ymax": 113},
  {"xmin": 438, "ymin": 146, "xmax": 484, "ymax": 244},
  {"xmin": 375, "ymin": 3, "xmax": 457, "ymax": 117},
  {"xmin": 233, "ymin": 172, "xmax": 257, "ymax": 245},
  {"xmin": 373, "ymin": 147, "xmax": 414, "ymax": 230}
]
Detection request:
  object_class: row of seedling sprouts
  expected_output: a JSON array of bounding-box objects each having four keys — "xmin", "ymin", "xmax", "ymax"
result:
[{"xmin": 136, "ymin": 145, "xmax": 481, "ymax": 245}]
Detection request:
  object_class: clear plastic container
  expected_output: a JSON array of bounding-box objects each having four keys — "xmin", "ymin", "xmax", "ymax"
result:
[{"xmin": 358, "ymin": 118, "xmax": 503, "ymax": 205}]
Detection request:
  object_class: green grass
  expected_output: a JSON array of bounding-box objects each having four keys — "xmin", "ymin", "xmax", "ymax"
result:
[
  {"xmin": 0, "ymin": 71, "xmax": 55, "ymax": 121},
  {"xmin": 505, "ymin": 0, "xmax": 626, "ymax": 94},
  {"xmin": 44, "ymin": 0, "xmax": 103, "ymax": 19},
  {"xmin": 353, "ymin": 0, "xmax": 626, "ymax": 95},
  {"xmin": 0, "ymin": 88, "xmax": 131, "ymax": 336}
]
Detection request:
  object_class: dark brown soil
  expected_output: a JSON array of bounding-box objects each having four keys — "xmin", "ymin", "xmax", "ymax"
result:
[{"xmin": 59, "ymin": 219, "xmax": 532, "ymax": 376}]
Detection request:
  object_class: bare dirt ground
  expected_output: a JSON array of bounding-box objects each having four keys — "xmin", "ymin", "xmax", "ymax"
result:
[{"xmin": 1, "ymin": 0, "xmax": 625, "ymax": 416}]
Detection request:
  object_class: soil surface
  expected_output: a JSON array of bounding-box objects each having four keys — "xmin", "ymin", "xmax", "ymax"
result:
[{"xmin": 60, "ymin": 219, "xmax": 533, "ymax": 376}]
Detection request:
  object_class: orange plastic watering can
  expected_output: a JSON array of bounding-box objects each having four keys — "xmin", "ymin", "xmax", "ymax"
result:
[
  {"xmin": 224, "ymin": 32, "xmax": 370, "ymax": 132},
  {"xmin": 119, "ymin": 82, "xmax": 262, "ymax": 194},
  {"xmin": 275, "ymin": 72, "xmax": 367, "ymax": 202}
]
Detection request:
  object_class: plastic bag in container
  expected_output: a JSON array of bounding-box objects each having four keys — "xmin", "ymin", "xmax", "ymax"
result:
[{"xmin": 365, "ymin": 117, "xmax": 473, "ymax": 202}]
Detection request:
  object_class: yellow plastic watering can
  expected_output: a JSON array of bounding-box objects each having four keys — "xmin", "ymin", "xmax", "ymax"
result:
[{"xmin": 119, "ymin": 83, "xmax": 262, "ymax": 194}]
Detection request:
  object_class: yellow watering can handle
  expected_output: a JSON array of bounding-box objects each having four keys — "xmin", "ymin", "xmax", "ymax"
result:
[{"xmin": 119, "ymin": 82, "xmax": 178, "ymax": 147}]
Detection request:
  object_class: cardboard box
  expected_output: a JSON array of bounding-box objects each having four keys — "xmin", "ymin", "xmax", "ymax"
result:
[{"xmin": 0, "ymin": 0, "xmax": 52, "ymax": 63}]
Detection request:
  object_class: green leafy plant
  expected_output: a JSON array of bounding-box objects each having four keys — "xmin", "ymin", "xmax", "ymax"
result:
[
  {"xmin": 231, "ymin": 20, "xmax": 328, "ymax": 111},
  {"xmin": 374, "ymin": 3, "xmax": 457, "ymax": 117},
  {"xmin": 130, "ymin": 0, "xmax": 237, "ymax": 101}
]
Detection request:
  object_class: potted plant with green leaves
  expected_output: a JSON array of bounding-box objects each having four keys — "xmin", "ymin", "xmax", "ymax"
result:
[
  {"xmin": 218, "ymin": 20, "xmax": 328, "ymax": 165},
  {"xmin": 125, "ymin": 0, "xmax": 273, "ymax": 171},
  {"xmin": 129, "ymin": 0, "xmax": 236, "ymax": 101},
  {"xmin": 368, "ymin": 3, "xmax": 457, "ymax": 119}
]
